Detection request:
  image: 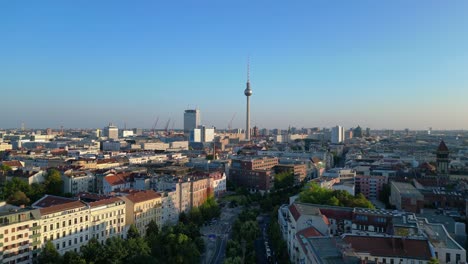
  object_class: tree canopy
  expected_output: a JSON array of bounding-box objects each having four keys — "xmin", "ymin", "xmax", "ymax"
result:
[{"xmin": 299, "ymin": 182, "xmax": 374, "ymax": 209}]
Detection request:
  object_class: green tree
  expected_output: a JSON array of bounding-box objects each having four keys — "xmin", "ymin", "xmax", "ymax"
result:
[
  {"xmin": 44, "ymin": 169, "xmax": 63, "ymax": 195},
  {"xmin": 0, "ymin": 164, "xmax": 12, "ymax": 172},
  {"xmin": 188, "ymin": 207, "xmax": 203, "ymax": 226},
  {"xmin": 125, "ymin": 237, "xmax": 151, "ymax": 260},
  {"xmin": 224, "ymin": 256, "xmax": 243, "ymax": 264},
  {"xmin": 103, "ymin": 236, "xmax": 128, "ymax": 263},
  {"xmin": 80, "ymin": 238, "xmax": 104, "ymax": 263},
  {"xmin": 274, "ymin": 171, "xmax": 295, "ymax": 190},
  {"xmin": 145, "ymin": 220, "xmax": 159, "ymax": 238},
  {"xmin": 38, "ymin": 240, "xmax": 62, "ymax": 264},
  {"xmin": 63, "ymin": 251, "xmax": 86, "ymax": 264},
  {"xmin": 2, "ymin": 177, "xmax": 31, "ymax": 199},
  {"xmin": 239, "ymin": 220, "xmax": 260, "ymax": 242},
  {"xmin": 127, "ymin": 224, "xmax": 140, "ymax": 239},
  {"xmin": 7, "ymin": 190, "xmax": 30, "ymax": 206},
  {"xmin": 428, "ymin": 258, "xmax": 440, "ymax": 264},
  {"xmin": 28, "ymin": 182, "xmax": 46, "ymax": 202}
]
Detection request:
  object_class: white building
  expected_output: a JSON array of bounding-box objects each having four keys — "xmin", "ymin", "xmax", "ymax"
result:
[
  {"xmin": 62, "ymin": 170, "xmax": 95, "ymax": 194},
  {"xmin": 190, "ymin": 126, "xmax": 215, "ymax": 143},
  {"xmin": 331, "ymin": 125, "xmax": 344, "ymax": 144},
  {"xmin": 103, "ymin": 124, "xmax": 119, "ymax": 140},
  {"xmin": 210, "ymin": 172, "xmax": 227, "ymax": 197},
  {"xmin": 121, "ymin": 130, "xmax": 134, "ymax": 138},
  {"xmin": 142, "ymin": 142, "xmax": 169, "ymax": 151},
  {"xmin": 89, "ymin": 198, "xmax": 126, "ymax": 243}
]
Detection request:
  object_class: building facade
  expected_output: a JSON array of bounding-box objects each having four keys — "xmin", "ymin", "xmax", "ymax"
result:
[{"xmin": 184, "ymin": 109, "xmax": 201, "ymax": 133}]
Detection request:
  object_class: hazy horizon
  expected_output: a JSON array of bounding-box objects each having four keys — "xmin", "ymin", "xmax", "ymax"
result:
[{"xmin": 1, "ymin": 1, "xmax": 468, "ymax": 130}]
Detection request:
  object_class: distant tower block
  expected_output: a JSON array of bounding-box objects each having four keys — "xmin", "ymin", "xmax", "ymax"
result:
[
  {"xmin": 244, "ymin": 60, "xmax": 253, "ymax": 141},
  {"xmin": 436, "ymin": 140, "xmax": 449, "ymax": 175}
]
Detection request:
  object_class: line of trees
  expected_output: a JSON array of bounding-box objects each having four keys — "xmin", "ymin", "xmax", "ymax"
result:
[
  {"xmin": 38, "ymin": 196, "xmax": 221, "ymax": 264},
  {"xmin": 224, "ymin": 209, "xmax": 260, "ymax": 264},
  {"xmin": 299, "ymin": 182, "xmax": 375, "ymax": 209},
  {"xmin": 1, "ymin": 168, "xmax": 64, "ymax": 206}
]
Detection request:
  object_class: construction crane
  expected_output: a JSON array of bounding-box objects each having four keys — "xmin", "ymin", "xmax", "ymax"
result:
[
  {"xmin": 164, "ymin": 118, "xmax": 171, "ymax": 134},
  {"xmin": 228, "ymin": 112, "xmax": 236, "ymax": 131},
  {"xmin": 151, "ymin": 117, "xmax": 159, "ymax": 136}
]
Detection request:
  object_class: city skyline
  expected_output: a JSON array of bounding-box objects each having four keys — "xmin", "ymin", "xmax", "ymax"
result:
[{"xmin": 1, "ymin": 1, "xmax": 468, "ymax": 130}]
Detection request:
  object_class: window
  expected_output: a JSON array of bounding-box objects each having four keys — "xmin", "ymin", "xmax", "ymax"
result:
[
  {"xmin": 44, "ymin": 226, "xmax": 47, "ymax": 232},
  {"xmin": 63, "ymin": 221, "xmax": 66, "ymax": 228},
  {"xmin": 456, "ymin": 254, "xmax": 461, "ymax": 264},
  {"xmin": 50, "ymin": 224, "xmax": 53, "ymax": 231},
  {"xmin": 56, "ymin": 223, "xmax": 59, "ymax": 229},
  {"xmin": 446, "ymin": 253, "xmax": 451, "ymax": 263}
]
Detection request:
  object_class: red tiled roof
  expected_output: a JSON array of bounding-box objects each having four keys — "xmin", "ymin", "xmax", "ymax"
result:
[
  {"xmin": 322, "ymin": 215, "xmax": 330, "ymax": 225},
  {"xmin": 320, "ymin": 208, "xmax": 354, "ymax": 221},
  {"xmin": 343, "ymin": 235, "xmax": 432, "ymax": 260},
  {"xmin": 437, "ymin": 140, "xmax": 449, "ymax": 152},
  {"xmin": 76, "ymin": 192, "xmax": 110, "ymax": 202},
  {"xmin": 1, "ymin": 161, "xmax": 23, "ymax": 168},
  {"xmin": 97, "ymin": 158, "xmax": 118, "ymax": 164},
  {"xmin": 104, "ymin": 172, "xmax": 132, "ymax": 186},
  {"xmin": 88, "ymin": 197, "xmax": 123, "ymax": 208},
  {"xmin": 39, "ymin": 200, "xmax": 86, "ymax": 215},
  {"xmin": 124, "ymin": 190, "xmax": 161, "ymax": 204},
  {"xmin": 296, "ymin": 226, "xmax": 323, "ymax": 238},
  {"xmin": 289, "ymin": 204, "xmax": 301, "ymax": 221},
  {"xmin": 32, "ymin": 195, "xmax": 77, "ymax": 208}
]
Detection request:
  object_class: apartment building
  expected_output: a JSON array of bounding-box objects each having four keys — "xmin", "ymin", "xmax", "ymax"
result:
[
  {"xmin": 0, "ymin": 204, "xmax": 41, "ymax": 264},
  {"xmin": 120, "ymin": 190, "xmax": 163, "ymax": 235},
  {"xmin": 89, "ymin": 197, "xmax": 126, "ymax": 243},
  {"xmin": 38, "ymin": 200, "xmax": 90, "ymax": 254},
  {"xmin": 229, "ymin": 156, "xmax": 279, "ymax": 191}
]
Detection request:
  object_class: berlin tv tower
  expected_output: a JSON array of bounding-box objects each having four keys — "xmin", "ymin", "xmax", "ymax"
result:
[{"xmin": 244, "ymin": 59, "xmax": 253, "ymax": 141}]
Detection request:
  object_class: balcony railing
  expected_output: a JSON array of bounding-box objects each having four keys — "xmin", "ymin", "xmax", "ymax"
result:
[
  {"xmin": 30, "ymin": 225, "xmax": 41, "ymax": 231},
  {"xmin": 30, "ymin": 233, "xmax": 41, "ymax": 239}
]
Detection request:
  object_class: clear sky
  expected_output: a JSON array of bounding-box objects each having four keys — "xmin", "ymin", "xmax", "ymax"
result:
[{"xmin": 1, "ymin": 1, "xmax": 468, "ymax": 130}]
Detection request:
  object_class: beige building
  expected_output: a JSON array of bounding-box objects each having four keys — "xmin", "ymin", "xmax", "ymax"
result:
[
  {"xmin": 120, "ymin": 190, "xmax": 163, "ymax": 235},
  {"xmin": 89, "ymin": 197, "xmax": 126, "ymax": 243},
  {"xmin": 38, "ymin": 200, "xmax": 90, "ymax": 254},
  {"xmin": 0, "ymin": 204, "xmax": 41, "ymax": 264}
]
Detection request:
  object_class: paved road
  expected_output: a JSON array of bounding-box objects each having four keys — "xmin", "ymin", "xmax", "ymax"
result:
[
  {"xmin": 201, "ymin": 206, "xmax": 242, "ymax": 264},
  {"xmin": 255, "ymin": 214, "xmax": 275, "ymax": 264}
]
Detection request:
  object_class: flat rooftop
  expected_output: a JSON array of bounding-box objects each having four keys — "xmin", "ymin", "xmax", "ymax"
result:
[{"xmin": 391, "ymin": 181, "xmax": 424, "ymax": 199}]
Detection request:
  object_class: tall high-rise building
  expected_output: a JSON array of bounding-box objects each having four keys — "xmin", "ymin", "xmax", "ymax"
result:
[
  {"xmin": 184, "ymin": 109, "xmax": 200, "ymax": 132},
  {"xmin": 331, "ymin": 125, "xmax": 344, "ymax": 144},
  {"xmin": 104, "ymin": 123, "xmax": 119, "ymax": 140},
  {"xmin": 244, "ymin": 61, "xmax": 253, "ymax": 141}
]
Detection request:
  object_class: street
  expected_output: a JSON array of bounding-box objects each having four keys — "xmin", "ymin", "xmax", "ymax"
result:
[
  {"xmin": 201, "ymin": 205, "xmax": 243, "ymax": 264},
  {"xmin": 255, "ymin": 214, "xmax": 275, "ymax": 264}
]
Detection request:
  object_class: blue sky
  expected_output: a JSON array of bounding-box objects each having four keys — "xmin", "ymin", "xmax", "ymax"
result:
[{"xmin": 1, "ymin": 1, "xmax": 467, "ymax": 130}]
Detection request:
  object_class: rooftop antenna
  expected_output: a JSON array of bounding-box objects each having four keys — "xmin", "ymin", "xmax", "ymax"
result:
[{"xmin": 247, "ymin": 56, "xmax": 250, "ymax": 83}]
